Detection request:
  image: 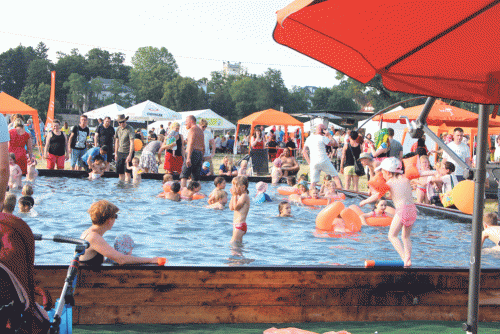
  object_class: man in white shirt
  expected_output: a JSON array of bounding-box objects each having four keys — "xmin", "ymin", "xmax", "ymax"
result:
[
  {"xmin": 302, "ymin": 124, "xmax": 343, "ymax": 189},
  {"xmin": 442, "ymin": 127, "xmax": 471, "ymax": 181},
  {"xmin": 199, "ymin": 118, "xmax": 215, "ymax": 174}
]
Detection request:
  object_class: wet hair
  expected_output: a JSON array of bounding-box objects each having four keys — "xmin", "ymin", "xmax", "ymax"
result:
[
  {"xmin": 88, "ymin": 200, "xmax": 119, "ymax": 226},
  {"xmin": 18, "ymin": 196, "xmax": 34, "ymax": 209},
  {"xmin": 3, "ymin": 193, "xmax": 16, "ymax": 213},
  {"xmin": 484, "ymin": 212, "xmax": 498, "ymax": 226},
  {"xmin": 171, "ymin": 182, "xmax": 181, "ymax": 194},
  {"xmin": 443, "ymin": 161, "xmax": 455, "ymax": 173},
  {"xmin": 287, "ymin": 175, "xmax": 296, "ymax": 186},
  {"xmin": 278, "ymin": 201, "xmax": 290, "ymax": 215},
  {"xmin": 233, "ymin": 176, "xmax": 249, "ymax": 193},
  {"xmin": 9, "ymin": 153, "xmax": 16, "ymax": 162},
  {"xmin": 22, "ymin": 184, "xmax": 33, "ymax": 196},
  {"xmin": 416, "ymin": 147, "xmax": 427, "ymax": 157},
  {"xmin": 163, "ymin": 173, "xmax": 173, "ymax": 183},
  {"xmin": 214, "ymin": 176, "xmax": 225, "ymax": 187},
  {"xmin": 187, "ymin": 181, "xmax": 200, "ymax": 191}
]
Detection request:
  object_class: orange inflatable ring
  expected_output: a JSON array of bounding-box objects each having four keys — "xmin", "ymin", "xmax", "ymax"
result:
[
  {"xmin": 348, "ymin": 204, "xmax": 364, "ymax": 216},
  {"xmin": 367, "ymin": 173, "xmax": 390, "ymax": 198},
  {"xmin": 340, "ymin": 208, "xmax": 362, "ymax": 232},
  {"xmin": 134, "ymin": 138, "xmax": 143, "ymax": 152},
  {"xmin": 192, "ymin": 193, "xmax": 206, "ymax": 200},
  {"xmin": 365, "ymin": 216, "xmax": 392, "ymax": 227},
  {"xmin": 451, "ymin": 180, "xmax": 475, "ymax": 215},
  {"xmin": 326, "ymin": 193, "xmax": 346, "ymax": 201},
  {"xmin": 278, "ymin": 186, "xmax": 299, "ymax": 196},
  {"xmin": 302, "ymin": 198, "xmax": 329, "ymax": 206},
  {"xmin": 403, "ymin": 155, "xmax": 420, "ymax": 180},
  {"xmin": 315, "ymin": 201, "xmax": 345, "ymax": 230}
]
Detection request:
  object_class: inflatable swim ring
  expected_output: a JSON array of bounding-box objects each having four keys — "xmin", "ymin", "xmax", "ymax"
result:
[
  {"xmin": 134, "ymin": 138, "xmax": 143, "ymax": 152},
  {"xmin": 365, "ymin": 216, "xmax": 392, "ymax": 227},
  {"xmin": 315, "ymin": 202, "xmax": 344, "ymax": 230},
  {"xmin": 278, "ymin": 186, "xmax": 299, "ymax": 196},
  {"xmin": 302, "ymin": 198, "xmax": 329, "ymax": 206},
  {"xmin": 325, "ymin": 193, "xmax": 346, "ymax": 201},
  {"xmin": 339, "ymin": 208, "xmax": 362, "ymax": 232},
  {"xmin": 192, "ymin": 193, "xmax": 206, "ymax": 200}
]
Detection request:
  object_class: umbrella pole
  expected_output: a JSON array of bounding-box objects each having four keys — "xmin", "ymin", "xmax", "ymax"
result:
[{"xmin": 464, "ymin": 104, "xmax": 489, "ymax": 334}]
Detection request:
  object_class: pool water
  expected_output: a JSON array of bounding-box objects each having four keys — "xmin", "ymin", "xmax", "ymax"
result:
[{"xmin": 19, "ymin": 177, "xmax": 500, "ymax": 268}]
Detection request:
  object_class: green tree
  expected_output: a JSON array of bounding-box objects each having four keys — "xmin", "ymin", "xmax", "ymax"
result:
[
  {"xmin": 284, "ymin": 86, "xmax": 309, "ymax": 113},
  {"xmin": 327, "ymin": 88, "xmax": 359, "ymax": 111},
  {"xmin": 85, "ymin": 48, "xmax": 112, "ymax": 80},
  {"xmin": 35, "ymin": 42, "xmax": 49, "ymax": 60},
  {"xmin": 209, "ymin": 87, "xmax": 234, "ymax": 119},
  {"xmin": 130, "ymin": 46, "xmax": 179, "ymax": 103},
  {"xmin": 161, "ymin": 77, "xmax": 206, "ymax": 111},
  {"xmin": 88, "ymin": 77, "xmax": 104, "ymax": 110},
  {"xmin": 0, "ymin": 45, "xmax": 38, "ymax": 98},
  {"xmin": 63, "ymin": 73, "xmax": 89, "ymax": 113},
  {"xmin": 310, "ymin": 87, "xmax": 333, "ymax": 110},
  {"xmin": 19, "ymin": 82, "xmax": 51, "ymax": 119},
  {"xmin": 25, "ymin": 59, "xmax": 52, "ymax": 88},
  {"xmin": 110, "ymin": 52, "xmax": 131, "ymax": 82},
  {"xmin": 255, "ymin": 68, "xmax": 289, "ymax": 111},
  {"xmin": 229, "ymin": 77, "xmax": 259, "ymax": 120},
  {"xmin": 54, "ymin": 49, "xmax": 87, "ymax": 107}
]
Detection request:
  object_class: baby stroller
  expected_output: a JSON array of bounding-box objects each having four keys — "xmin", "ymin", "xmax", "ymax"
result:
[{"xmin": 0, "ymin": 212, "xmax": 89, "ymax": 334}]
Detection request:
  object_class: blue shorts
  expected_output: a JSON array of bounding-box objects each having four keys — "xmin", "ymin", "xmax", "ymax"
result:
[{"xmin": 71, "ymin": 148, "xmax": 87, "ymax": 168}]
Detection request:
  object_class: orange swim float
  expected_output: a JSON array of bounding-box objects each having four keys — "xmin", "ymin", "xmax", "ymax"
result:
[
  {"xmin": 365, "ymin": 216, "xmax": 392, "ymax": 227},
  {"xmin": 315, "ymin": 201, "xmax": 345, "ymax": 230},
  {"xmin": 340, "ymin": 208, "xmax": 362, "ymax": 232},
  {"xmin": 192, "ymin": 193, "xmax": 206, "ymax": 200},
  {"xmin": 368, "ymin": 173, "xmax": 390, "ymax": 198},
  {"xmin": 302, "ymin": 198, "xmax": 329, "ymax": 206},
  {"xmin": 278, "ymin": 186, "xmax": 299, "ymax": 196}
]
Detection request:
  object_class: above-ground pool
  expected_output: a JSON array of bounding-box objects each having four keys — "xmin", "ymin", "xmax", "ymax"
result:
[{"xmin": 19, "ymin": 176, "xmax": 500, "ymax": 268}]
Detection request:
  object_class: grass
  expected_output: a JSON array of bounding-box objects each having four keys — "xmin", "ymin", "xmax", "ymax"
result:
[{"xmin": 32, "ymin": 147, "xmax": 496, "ymax": 214}]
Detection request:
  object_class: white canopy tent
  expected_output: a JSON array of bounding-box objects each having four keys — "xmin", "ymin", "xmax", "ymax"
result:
[
  {"xmin": 264, "ymin": 117, "xmax": 343, "ymax": 134},
  {"xmin": 83, "ymin": 103, "xmax": 124, "ymax": 120},
  {"xmin": 123, "ymin": 100, "xmax": 181, "ymax": 122},
  {"xmin": 147, "ymin": 109, "xmax": 235, "ymax": 135}
]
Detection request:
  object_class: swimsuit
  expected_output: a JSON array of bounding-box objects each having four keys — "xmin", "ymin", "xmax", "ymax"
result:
[
  {"xmin": 234, "ymin": 222, "xmax": 247, "ymax": 233},
  {"xmin": 395, "ymin": 203, "xmax": 417, "ymax": 227},
  {"xmin": 371, "ymin": 211, "xmax": 387, "ymax": 218},
  {"xmin": 416, "ymin": 185, "xmax": 427, "ymax": 194}
]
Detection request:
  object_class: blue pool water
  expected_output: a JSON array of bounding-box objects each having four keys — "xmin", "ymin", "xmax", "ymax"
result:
[{"xmin": 17, "ymin": 177, "xmax": 500, "ymax": 268}]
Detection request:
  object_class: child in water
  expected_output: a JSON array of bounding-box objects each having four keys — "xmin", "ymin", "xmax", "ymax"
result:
[
  {"xmin": 8, "ymin": 153, "xmax": 22, "ymax": 189},
  {"xmin": 297, "ymin": 181, "xmax": 309, "ymax": 198},
  {"xmin": 208, "ymin": 176, "xmax": 226, "ymax": 203},
  {"xmin": 360, "ymin": 199, "xmax": 393, "ymax": 225},
  {"xmin": 89, "ymin": 155, "xmax": 106, "ymax": 180},
  {"xmin": 482, "ymin": 212, "xmax": 500, "ymax": 249},
  {"xmin": 22, "ymin": 184, "xmax": 33, "ymax": 197},
  {"xmin": 180, "ymin": 181, "xmax": 202, "ymax": 200},
  {"xmin": 271, "ymin": 158, "xmax": 283, "ymax": 184},
  {"xmin": 286, "ymin": 175, "xmax": 296, "ymax": 187},
  {"xmin": 207, "ymin": 189, "xmax": 227, "ymax": 210},
  {"xmin": 128, "ymin": 157, "xmax": 143, "ymax": 184},
  {"xmin": 360, "ymin": 157, "xmax": 417, "ymax": 267},
  {"xmin": 18, "ymin": 195, "xmax": 34, "ymax": 213},
  {"xmin": 165, "ymin": 182, "xmax": 181, "ymax": 202},
  {"xmin": 2, "ymin": 193, "xmax": 16, "ymax": 214},
  {"xmin": 319, "ymin": 175, "xmax": 333, "ymax": 195},
  {"xmin": 278, "ymin": 201, "xmax": 292, "ymax": 217},
  {"xmin": 229, "ymin": 176, "xmax": 250, "ymax": 243},
  {"xmin": 254, "ymin": 181, "xmax": 272, "ymax": 203},
  {"xmin": 26, "ymin": 158, "xmax": 38, "ymax": 183}
]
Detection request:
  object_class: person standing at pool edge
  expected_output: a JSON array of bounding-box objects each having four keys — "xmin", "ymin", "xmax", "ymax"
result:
[
  {"xmin": 302, "ymin": 124, "xmax": 343, "ymax": 190},
  {"xmin": 67, "ymin": 115, "xmax": 89, "ymax": 171},
  {"xmin": 114, "ymin": 115, "xmax": 135, "ymax": 182},
  {"xmin": 180, "ymin": 115, "xmax": 204, "ymax": 188}
]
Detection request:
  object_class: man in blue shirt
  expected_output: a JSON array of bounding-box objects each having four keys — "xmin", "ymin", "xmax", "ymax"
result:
[
  {"xmin": 82, "ymin": 145, "xmax": 108, "ymax": 171},
  {"xmin": 277, "ymin": 126, "xmax": 285, "ymax": 143}
]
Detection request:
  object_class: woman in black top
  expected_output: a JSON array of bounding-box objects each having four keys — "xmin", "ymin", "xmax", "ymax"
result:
[
  {"xmin": 43, "ymin": 120, "xmax": 68, "ymax": 170},
  {"xmin": 265, "ymin": 134, "xmax": 278, "ymax": 162},
  {"xmin": 340, "ymin": 130, "xmax": 362, "ymax": 192}
]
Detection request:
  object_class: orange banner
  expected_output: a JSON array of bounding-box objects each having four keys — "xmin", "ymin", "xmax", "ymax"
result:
[{"xmin": 45, "ymin": 71, "xmax": 55, "ymax": 130}]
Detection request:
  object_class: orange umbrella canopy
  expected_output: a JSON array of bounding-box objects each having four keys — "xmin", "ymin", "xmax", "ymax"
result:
[
  {"xmin": 373, "ymin": 100, "xmax": 500, "ymax": 127},
  {"xmin": 237, "ymin": 109, "xmax": 303, "ymax": 127}
]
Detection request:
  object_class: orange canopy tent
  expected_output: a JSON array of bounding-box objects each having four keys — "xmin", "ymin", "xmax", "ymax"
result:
[
  {"xmin": 0, "ymin": 92, "xmax": 43, "ymax": 152},
  {"xmin": 236, "ymin": 109, "xmax": 305, "ymax": 148},
  {"xmin": 373, "ymin": 100, "xmax": 500, "ymax": 128}
]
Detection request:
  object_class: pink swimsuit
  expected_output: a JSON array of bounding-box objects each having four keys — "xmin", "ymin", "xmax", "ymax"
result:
[
  {"xmin": 395, "ymin": 203, "xmax": 417, "ymax": 227},
  {"xmin": 234, "ymin": 222, "xmax": 247, "ymax": 233}
]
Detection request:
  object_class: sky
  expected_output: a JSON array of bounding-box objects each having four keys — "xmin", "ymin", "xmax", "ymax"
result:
[{"xmin": 0, "ymin": 0, "xmax": 340, "ymax": 89}]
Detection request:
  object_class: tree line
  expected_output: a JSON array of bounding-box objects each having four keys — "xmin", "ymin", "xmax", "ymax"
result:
[{"xmin": 0, "ymin": 42, "xmax": 478, "ymax": 124}]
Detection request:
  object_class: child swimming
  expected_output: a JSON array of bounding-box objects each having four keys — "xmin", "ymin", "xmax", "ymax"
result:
[
  {"xmin": 254, "ymin": 181, "xmax": 272, "ymax": 203},
  {"xmin": 8, "ymin": 153, "xmax": 22, "ymax": 189},
  {"xmin": 22, "ymin": 184, "xmax": 33, "ymax": 197},
  {"xmin": 2, "ymin": 193, "xmax": 16, "ymax": 214},
  {"xmin": 271, "ymin": 158, "xmax": 283, "ymax": 184},
  {"xmin": 360, "ymin": 157, "xmax": 417, "ymax": 267},
  {"xmin": 207, "ymin": 188, "xmax": 227, "ymax": 210},
  {"xmin": 286, "ymin": 175, "xmax": 296, "ymax": 187},
  {"xmin": 180, "ymin": 181, "xmax": 202, "ymax": 200},
  {"xmin": 482, "ymin": 212, "xmax": 500, "ymax": 249},
  {"xmin": 278, "ymin": 201, "xmax": 292, "ymax": 217},
  {"xmin": 229, "ymin": 176, "xmax": 250, "ymax": 243},
  {"xmin": 18, "ymin": 195, "xmax": 34, "ymax": 213},
  {"xmin": 360, "ymin": 199, "xmax": 393, "ymax": 225},
  {"xmin": 165, "ymin": 182, "xmax": 181, "ymax": 202},
  {"xmin": 89, "ymin": 155, "xmax": 106, "ymax": 180}
]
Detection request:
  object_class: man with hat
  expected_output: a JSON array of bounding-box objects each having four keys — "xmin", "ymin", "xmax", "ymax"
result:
[
  {"xmin": 114, "ymin": 114, "xmax": 135, "ymax": 182},
  {"xmin": 358, "ymin": 152, "xmax": 380, "ymax": 179}
]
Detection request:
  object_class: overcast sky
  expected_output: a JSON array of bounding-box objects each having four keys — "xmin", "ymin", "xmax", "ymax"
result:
[{"xmin": 0, "ymin": 0, "xmax": 340, "ymax": 89}]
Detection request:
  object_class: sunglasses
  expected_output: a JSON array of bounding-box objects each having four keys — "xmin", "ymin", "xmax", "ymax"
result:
[
  {"xmin": 118, "ymin": 121, "xmax": 125, "ymax": 124},
  {"xmin": 113, "ymin": 213, "xmax": 118, "ymax": 219}
]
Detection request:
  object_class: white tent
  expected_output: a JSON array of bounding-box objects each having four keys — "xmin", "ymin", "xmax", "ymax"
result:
[
  {"xmin": 264, "ymin": 117, "xmax": 343, "ymax": 134},
  {"xmin": 123, "ymin": 100, "xmax": 181, "ymax": 122},
  {"xmin": 84, "ymin": 103, "xmax": 124, "ymax": 120},
  {"xmin": 147, "ymin": 109, "xmax": 235, "ymax": 134},
  {"xmin": 358, "ymin": 106, "xmax": 439, "ymax": 164}
]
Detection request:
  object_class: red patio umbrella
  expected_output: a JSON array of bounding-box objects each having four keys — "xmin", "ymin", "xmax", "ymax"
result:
[
  {"xmin": 273, "ymin": 0, "xmax": 500, "ymax": 105},
  {"xmin": 273, "ymin": 1, "xmax": 500, "ymax": 333}
]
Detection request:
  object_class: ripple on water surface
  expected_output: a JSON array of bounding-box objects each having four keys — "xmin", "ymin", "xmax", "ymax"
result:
[{"xmin": 21, "ymin": 177, "xmax": 500, "ymax": 268}]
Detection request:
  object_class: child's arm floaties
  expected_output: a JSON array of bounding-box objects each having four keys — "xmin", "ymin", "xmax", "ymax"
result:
[
  {"xmin": 403, "ymin": 155, "xmax": 420, "ymax": 180},
  {"xmin": 367, "ymin": 173, "xmax": 390, "ymax": 199}
]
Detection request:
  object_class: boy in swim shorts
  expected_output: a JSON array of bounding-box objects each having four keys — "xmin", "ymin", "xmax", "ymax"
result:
[
  {"xmin": 482, "ymin": 212, "xmax": 500, "ymax": 249},
  {"xmin": 229, "ymin": 176, "xmax": 250, "ymax": 243},
  {"xmin": 360, "ymin": 157, "xmax": 417, "ymax": 267}
]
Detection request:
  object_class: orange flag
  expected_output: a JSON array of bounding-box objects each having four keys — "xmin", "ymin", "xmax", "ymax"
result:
[{"xmin": 45, "ymin": 71, "xmax": 56, "ymax": 131}]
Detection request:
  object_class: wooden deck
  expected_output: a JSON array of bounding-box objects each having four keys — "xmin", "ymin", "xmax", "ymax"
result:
[{"xmin": 34, "ymin": 266, "xmax": 500, "ymax": 325}]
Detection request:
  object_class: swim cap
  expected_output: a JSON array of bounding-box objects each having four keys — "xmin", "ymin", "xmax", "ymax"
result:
[{"xmin": 255, "ymin": 181, "xmax": 268, "ymax": 194}]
